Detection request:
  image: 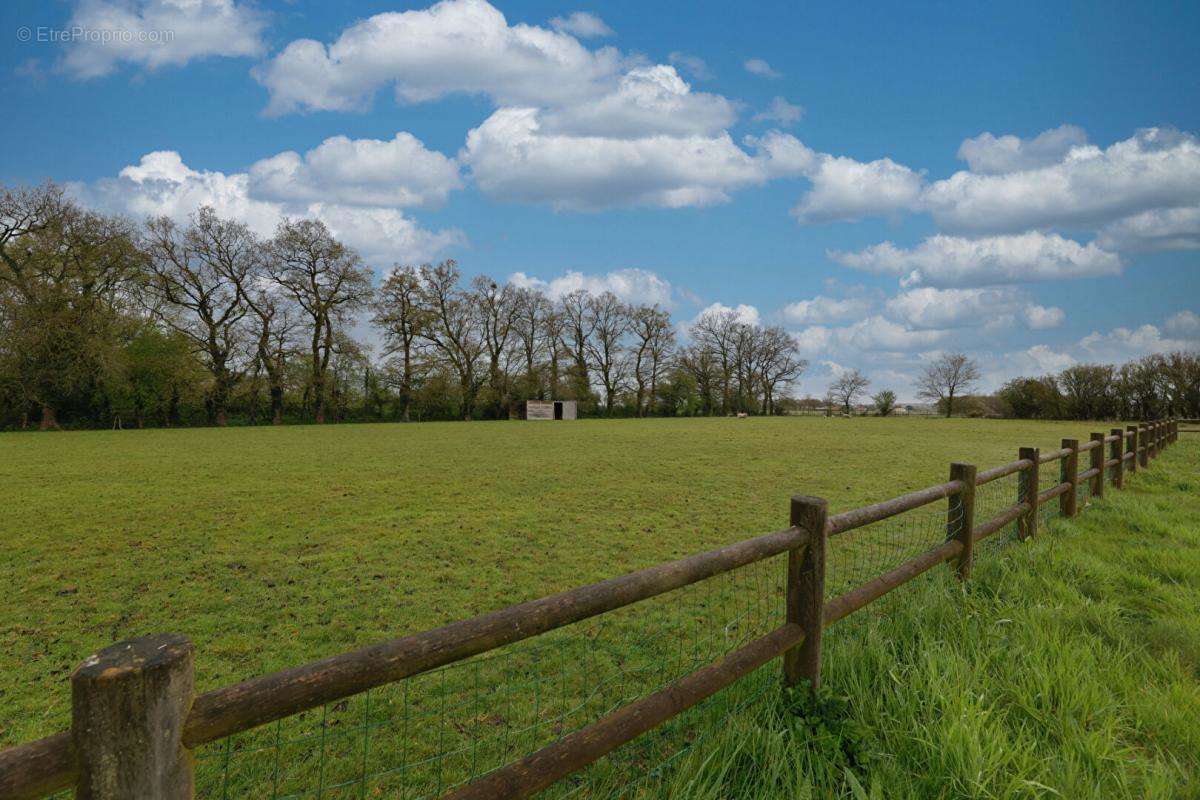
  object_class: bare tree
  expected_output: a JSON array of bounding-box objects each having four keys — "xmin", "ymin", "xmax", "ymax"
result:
[
  {"xmin": 513, "ymin": 287, "xmax": 554, "ymax": 401},
  {"xmin": 267, "ymin": 218, "xmax": 373, "ymax": 423},
  {"xmin": 472, "ymin": 275, "xmax": 520, "ymax": 418},
  {"xmin": 690, "ymin": 309, "xmax": 740, "ymax": 414},
  {"xmin": 629, "ymin": 304, "xmax": 674, "ymax": 416},
  {"xmin": 758, "ymin": 326, "xmax": 806, "ymax": 415},
  {"xmin": 585, "ymin": 291, "xmax": 630, "ymax": 414},
  {"xmin": 679, "ymin": 344, "xmax": 719, "ymax": 415},
  {"xmin": 829, "ymin": 369, "xmax": 870, "ymax": 415},
  {"xmin": 558, "ymin": 289, "xmax": 593, "ymax": 403},
  {"xmin": 917, "ymin": 353, "xmax": 980, "ymax": 418},
  {"xmin": 416, "ymin": 260, "xmax": 485, "ymax": 420},
  {"xmin": 142, "ymin": 208, "xmax": 253, "ymax": 426},
  {"xmin": 372, "ymin": 265, "xmax": 426, "ymax": 422}
]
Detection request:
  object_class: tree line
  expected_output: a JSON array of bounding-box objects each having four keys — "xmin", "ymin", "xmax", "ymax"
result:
[{"xmin": 0, "ymin": 183, "xmax": 809, "ymax": 430}]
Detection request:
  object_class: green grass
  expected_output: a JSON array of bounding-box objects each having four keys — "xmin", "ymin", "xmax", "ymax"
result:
[
  {"xmin": 651, "ymin": 436, "xmax": 1200, "ymax": 799},
  {"xmin": 0, "ymin": 418, "xmax": 1195, "ymax": 798}
]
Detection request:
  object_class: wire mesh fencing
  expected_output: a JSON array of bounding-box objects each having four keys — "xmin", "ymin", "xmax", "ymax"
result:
[{"xmin": 192, "ymin": 553, "xmax": 788, "ymax": 799}]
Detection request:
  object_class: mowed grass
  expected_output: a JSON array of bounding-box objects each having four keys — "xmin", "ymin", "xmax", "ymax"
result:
[{"xmin": 0, "ymin": 418, "xmax": 1195, "ymax": 798}]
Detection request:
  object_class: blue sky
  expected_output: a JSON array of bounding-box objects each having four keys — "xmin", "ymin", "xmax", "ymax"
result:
[{"xmin": 2, "ymin": 0, "xmax": 1198, "ymax": 399}]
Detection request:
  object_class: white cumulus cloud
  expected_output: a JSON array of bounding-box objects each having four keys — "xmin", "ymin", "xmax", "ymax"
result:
[
  {"xmin": 248, "ymin": 132, "xmax": 461, "ymax": 209},
  {"xmin": 791, "ymin": 154, "xmax": 925, "ymax": 224},
  {"xmin": 830, "ymin": 232, "xmax": 1121, "ymax": 287},
  {"xmin": 72, "ymin": 150, "xmax": 462, "ymax": 267},
  {"xmin": 956, "ymin": 124, "xmax": 1088, "ymax": 175},
  {"xmin": 253, "ymin": 0, "xmax": 628, "ymax": 115},
  {"xmin": 509, "ymin": 268, "xmax": 673, "ymax": 306},
  {"xmin": 1023, "ymin": 304, "xmax": 1065, "ymax": 330},
  {"xmin": 923, "ymin": 127, "xmax": 1200, "ymax": 235},
  {"xmin": 61, "ymin": 0, "xmax": 266, "ymax": 78},
  {"xmin": 780, "ymin": 295, "xmax": 872, "ymax": 325},
  {"xmin": 548, "ymin": 11, "xmax": 613, "ymax": 38}
]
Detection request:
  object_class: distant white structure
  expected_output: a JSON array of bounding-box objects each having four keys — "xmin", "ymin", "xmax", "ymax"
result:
[{"xmin": 525, "ymin": 400, "xmax": 578, "ymax": 420}]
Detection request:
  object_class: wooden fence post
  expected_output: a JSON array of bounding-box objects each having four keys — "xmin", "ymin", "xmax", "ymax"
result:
[
  {"xmin": 72, "ymin": 634, "xmax": 195, "ymax": 800},
  {"xmin": 1110, "ymin": 428, "xmax": 1124, "ymax": 489},
  {"xmin": 1018, "ymin": 447, "xmax": 1039, "ymax": 540},
  {"xmin": 1138, "ymin": 424, "xmax": 1150, "ymax": 468},
  {"xmin": 1060, "ymin": 439, "xmax": 1079, "ymax": 518},
  {"xmin": 1089, "ymin": 433, "xmax": 1105, "ymax": 500},
  {"xmin": 784, "ymin": 495, "xmax": 827, "ymax": 692},
  {"xmin": 948, "ymin": 463, "xmax": 976, "ymax": 580},
  {"xmin": 1127, "ymin": 425, "xmax": 1139, "ymax": 474},
  {"xmin": 1148, "ymin": 422, "xmax": 1157, "ymax": 460}
]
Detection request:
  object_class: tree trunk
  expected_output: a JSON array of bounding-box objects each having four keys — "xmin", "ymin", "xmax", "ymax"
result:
[
  {"xmin": 39, "ymin": 404, "xmax": 59, "ymax": 430},
  {"xmin": 270, "ymin": 386, "xmax": 284, "ymax": 425},
  {"xmin": 945, "ymin": 391, "xmax": 954, "ymax": 418}
]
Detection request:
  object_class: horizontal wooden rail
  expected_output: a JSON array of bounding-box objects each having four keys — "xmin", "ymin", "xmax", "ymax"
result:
[
  {"xmin": 976, "ymin": 458, "xmax": 1033, "ymax": 485},
  {"xmin": 827, "ymin": 480, "xmax": 964, "ymax": 536},
  {"xmin": 1039, "ymin": 448, "xmax": 1071, "ymax": 464},
  {"xmin": 441, "ymin": 624, "xmax": 806, "ymax": 800},
  {"xmin": 1078, "ymin": 466, "xmax": 1101, "ymax": 482},
  {"xmin": 0, "ymin": 734, "xmax": 73, "ymax": 800},
  {"xmin": 974, "ymin": 502, "xmax": 1030, "ymax": 541},
  {"xmin": 183, "ymin": 523, "xmax": 807, "ymax": 747},
  {"xmin": 1077, "ymin": 439, "xmax": 1102, "ymax": 452},
  {"xmin": 1038, "ymin": 482, "xmax": 1072, "ymax": 504}
]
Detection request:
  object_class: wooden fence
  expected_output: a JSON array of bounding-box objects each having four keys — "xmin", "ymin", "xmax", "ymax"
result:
[{"xmin": 0, "ymin": 419, "xmax": 1182, "ymax": 800}]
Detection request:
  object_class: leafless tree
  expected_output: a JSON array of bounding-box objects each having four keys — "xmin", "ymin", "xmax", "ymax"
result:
[
  {"xmin": 690, "ymin": 308, "xmax": 741, "ymax": 414},
  {"xmin": 267, "ymin": 218, "xmax": 373, "ymax": 423},
  {"xmin": 558, "ymin": 289, "xmax": 593, "ymax": 403},
  {"xmin": 372, "ymin": 265, "xmax": 428, "ymax": 422},
  {"xmin": 472, "ymin": 274, "xmax": 520, "ymax": 418},
  {"xmin": 757, "ymin": 326, "xmax": 806, "ymax": 415},
  {"xmin": 916, "ymin": 352, "xmax": 980, "ymax": 418},
  {"xmin": 142, "ymin": 208, "xmax": 254, "ymax": 426},
  {"xmin": 513, "ymin": 287, "xmax": 554, "ymax": 400},
  {"xmin": 585, "ymin": 291, "xmax": 630, "ymax": 414},
  {"xmin": 629, "ymin": 304, "xmax": 674, "ymax": 416},
  {"xmin": 416, "ymin": 260, "xmax": 486, "ymax": 420},
  {"xmin": 829, "ymin": 369, "xmax": 870, "ymax": 415}
]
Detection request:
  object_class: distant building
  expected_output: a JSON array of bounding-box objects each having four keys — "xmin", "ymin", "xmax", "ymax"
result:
[{"xmin": 525, "ymin": 400, "xmax": 578, "ymax": 420}]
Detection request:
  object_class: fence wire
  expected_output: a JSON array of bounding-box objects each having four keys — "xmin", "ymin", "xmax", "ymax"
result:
[
  {"xmin": 974, "ymin": 472, "xmax": 1024, "ymax": 556},
  {"xmin": 192, "ymin": 552, "xmax": 787, "ymax": 799},
  {"xmin": 824, "ymin": 498, "xmax": 960, "ymax": 602}
]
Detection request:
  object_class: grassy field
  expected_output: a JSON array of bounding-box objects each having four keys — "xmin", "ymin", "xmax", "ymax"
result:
[{"xmin": 1, "ymin": 418, "xmax": 1196, "ymax": 798}]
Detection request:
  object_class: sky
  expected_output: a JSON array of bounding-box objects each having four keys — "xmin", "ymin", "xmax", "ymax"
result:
[{"xmin": 2, "ymin": 0, "xmax": 1198, "ymax": 401}]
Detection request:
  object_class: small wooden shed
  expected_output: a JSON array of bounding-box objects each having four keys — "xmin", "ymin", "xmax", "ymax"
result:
[{"xmin": 525, "ymin": 400, "xmax": 578, "ymax": 420}]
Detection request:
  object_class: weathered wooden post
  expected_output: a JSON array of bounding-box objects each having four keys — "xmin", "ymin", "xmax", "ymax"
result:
[
  {"xmin": 1138, "ymin": 424, "xmax": 1150, "ymax": 468},
  {"xmin": 1017, "ymin": 447, "xmax": 1039, "ymax": 540},
  {"xmin": 1148, "ymin": 422, "xmax": 1157, "ymax": 460},
  {"xmin": 784, "ymin": 496, "xmax": 827, "ymax": 691},
  {"xmin": 948, "ymin": 463, "xmax": 976, "ymax": 579},
  {"xmin": 1060, "ymin": 439, "xmax": 1079, "ymax": 518},
  {"xmin": 1127, "ymin": 425, "xmax": 1139, "ymax": 474},
  {"xmin": 1089, "ymin": 433, "xmax": 1106, "ymax": 500},
  {"xmin": 1110, "ymin": 428, "xmax": 1125, "ymax": 489},
  {"xmin": 72, "ymin": 634, "xmax": 195, "ymax": 800}
]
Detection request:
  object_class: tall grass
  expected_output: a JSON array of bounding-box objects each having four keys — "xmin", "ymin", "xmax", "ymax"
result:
[{"xmin": 652, "ymin": 440, "xmax": 1200, "ymax": 799}]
